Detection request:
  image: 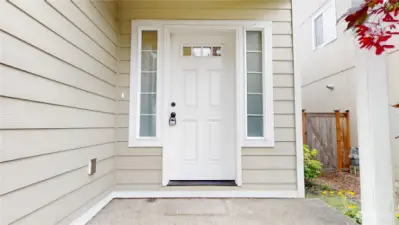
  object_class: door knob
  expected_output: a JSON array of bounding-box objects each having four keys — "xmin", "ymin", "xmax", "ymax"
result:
[{"xmin": 169, "ymin": 112, "xmax": 177, "ymax": 126}]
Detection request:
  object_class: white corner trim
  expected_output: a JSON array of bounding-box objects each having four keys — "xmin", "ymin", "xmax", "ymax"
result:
[
  {"xmin": 292, "ymin": 0, "xmax": 305, "ymax": 198},
  {"xmin": 70, "ymin": 190, "xmax": 300, "ymax": 224},
  {"xmin": 69, "ymin": 192, "xmax": 114, "ymax": 225}
]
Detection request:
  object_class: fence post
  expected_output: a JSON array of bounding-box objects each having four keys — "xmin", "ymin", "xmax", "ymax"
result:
[
  {"xmin": 344, "ymin": 110, "xmax": 351, "ymax": 168},
  {"xmin": 335, "ymin": 110, "xmax": 343, "ymax": 172},
  {"xmin": 302, "ymin": 110, "xmax": 307, "ymax": 145}
]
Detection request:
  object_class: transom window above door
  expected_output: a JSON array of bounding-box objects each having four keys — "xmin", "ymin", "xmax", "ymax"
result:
[{"xmin": 182, "ymin": 46, "xmax": 222, "ymax": 57}]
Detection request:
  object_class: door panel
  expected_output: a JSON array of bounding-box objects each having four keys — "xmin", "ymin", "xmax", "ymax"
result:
[{"xmin": 167, "ymin": 33, "xmax": 236, "ymax": 180}]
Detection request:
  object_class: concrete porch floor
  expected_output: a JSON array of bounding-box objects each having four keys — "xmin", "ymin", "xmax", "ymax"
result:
[{"xmin": 87, "ymin": 199, "xmax": 355, "ymax": 225}]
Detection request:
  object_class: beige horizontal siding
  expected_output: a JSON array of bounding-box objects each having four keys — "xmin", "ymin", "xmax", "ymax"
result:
[
  {"xmin": 0, "ymin": 128, "xmax": 115, "ymax": 162},
  {"xmin": 0, "ymin": 31, "xmax": 116, "ymax": 99},
  {"xmin": 242, "ymin": 156, "xmax": 296, "ymax": 170},
  {"xmin": 1, "ymin": 1, "xmax": 116, "ymax": 85},
  {"xmin": 117, "ymin": 74, "xmax": 130, "ymax": 87},
  {"xmin": 274, "ymin": 87, "xmax": 294, "ymax": 100},
  {"xmin": 0, "ymin": 143, "xmax": 115, "ymax": 195},
  {"xmin": 117, "ymin": 100, "xmax": 130, "ymax": 114},
  {"xmin": 117, "ymin": 142, "xmax": 162, "ymax": 156},
  {"xmin": 1, "ymin": 65, "xmax": 116, "ymax": 113},
  {"xmin": 116, "ymin": 170, "xmax": 162, "ymax": 185},
  {"xmin": 58, "ymin": 188, "xmax": 114, "ymax": 225},
  {"xmin": 14, "ymin": 175, "xmax": 114, "ymax": 225},
  {"xmin": 9, "ymin": 0, "xmax": 117, "ymax": 71},
  {"xmin": 1, "ymin": 158, "xmax": 114, "ymax": 225},
  {"xmin": 243, "ymin": 170, "xmax": 297, "ymax": 184},
  {"xmin": 274, "ymin": 101, "xmax": 295, "ymax": 114},
  {"xmin": 242, "ymin": 142, "xmax": 296, "ymax": 156},
  {"xmin": 47, "ymin": 0, "xmax": 117, "ymax": 57},
  {"xmin": 91, "ymin": 1, "xmax": 119, "ymax": 33},
  {"xmin": 273, "ymin": 48, "xmax": 293, "ymax": 61},
  {"xmin": 72, "ymin": 0, "xmax": 118, "ymax": 44},
  {"xmin": 0, "ymin": 1, "xmax": 117, "ymax": 224},
  {"xmin": 274, "ymin": 74, "xmax": 294, "ymax": 87},
  {"xmin": 114, "ymin": 0, "xmax": 297, "ymax": 192},
  {"xmin": 116, "ymin": 156, "xmax": 162, "ymax": 170},
  {"xmin": 0, "ymin": 97, "xmax": 114, "ymax": 129}
]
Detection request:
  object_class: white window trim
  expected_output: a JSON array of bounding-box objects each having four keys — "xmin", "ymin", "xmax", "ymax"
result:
[
  {"xmin": 243, "ymin": 26, "xmax": 275, "ymax": 147},
  {"xmin": 129, "ymin": 25, "xmax": 163, "ymax": 147},
  {"xmin": 312, "ymin": 0, "xmax": 337, "ymax": 50},
  {"xmin": 128, "ymin": 20, "xmax": 274, "ymax": 148}
]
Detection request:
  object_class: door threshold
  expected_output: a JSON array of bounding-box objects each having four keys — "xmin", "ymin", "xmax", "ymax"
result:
[{"xmin": 168, "ymin": 180, "xmax": 237, "ymax": 186}]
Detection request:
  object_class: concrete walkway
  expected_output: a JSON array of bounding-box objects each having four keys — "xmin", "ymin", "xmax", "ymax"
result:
[{"xmin": 88, "ymin": 199, "xmax": 355, "ymax": 225}]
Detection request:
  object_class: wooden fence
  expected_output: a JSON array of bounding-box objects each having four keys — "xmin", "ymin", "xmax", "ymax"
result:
[{"xmin": 302, "ymin": 110, "xmax": 351, "ymax": 172}]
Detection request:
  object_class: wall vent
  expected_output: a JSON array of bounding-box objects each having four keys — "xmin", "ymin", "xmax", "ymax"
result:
[{"xmin": 88, "ymin": 158, "xmax": 97, "ymax": 175}]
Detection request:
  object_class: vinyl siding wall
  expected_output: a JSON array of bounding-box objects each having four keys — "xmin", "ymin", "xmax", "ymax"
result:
[
  {"xmin": 297, "ymin": 0, "xmax": 399, "ymax": 183},
  {"xmin": 0, "ymin": 0, "xmax": 118, "ymax": 224},
  {"xmin": 297, "ymin": 0, "xmax": 359, "ymax": 147},
  {"xmin": 115, "ymin": 0, "xmax": 298, "ymax": 191}
]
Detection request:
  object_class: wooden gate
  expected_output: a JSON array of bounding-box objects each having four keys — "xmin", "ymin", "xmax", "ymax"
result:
[{"xmin": 302, "ymin": 110, "xmax": 351, "ymax": 172}]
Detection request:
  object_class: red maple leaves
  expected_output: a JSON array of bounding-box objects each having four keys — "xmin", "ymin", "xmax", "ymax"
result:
[{"xmin": 344, "ymin": 0, "xmax": 399, "ymax": 54}]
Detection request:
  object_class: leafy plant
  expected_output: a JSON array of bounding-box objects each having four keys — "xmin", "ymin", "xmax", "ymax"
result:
[
  {"xmin": 342, "ymin": 0, "xmax": 399, "ymax": 55},
  {"xmin": 321, "ymin": 190, "xmax": 362, "ymax": 224},
  {"xmin": 321, "ymin": 184, "xmax": 331, "ymax": 191},
  {"xmin": 304, "ymin": 145, "xmax": 323, "ymax": 180},
  {"xmin": 345, "ymin": 204, "xmax": 362, "ymax": 224}
]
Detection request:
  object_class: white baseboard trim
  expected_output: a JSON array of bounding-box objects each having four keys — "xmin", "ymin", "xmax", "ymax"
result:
[
  {"xmin": 70, "ymin": 190, "xmax": 299, "ymax": 225},
  {"xmin": 70, "ymin": 192, "xmax": 115, "ymax": 225},
  {"xmin": 113, "ymin": 190, "xmax": 299, "ymax": 198}
]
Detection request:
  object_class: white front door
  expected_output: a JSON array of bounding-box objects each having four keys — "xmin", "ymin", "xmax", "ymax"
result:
[{"xmin": 166, "ymin": 32, "xmax": 236, "ymax": 180}]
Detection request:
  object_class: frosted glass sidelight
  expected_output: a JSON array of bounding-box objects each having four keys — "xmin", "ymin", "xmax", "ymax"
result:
[
  {"xmin": 247, "ymin": 73, "xmax": 263, "ymax": 93},
  {"xmin": 139, "ymin": 31, "xmax": 158, "ymax": 137},
  {"xmin": 246, "ymin": 31, "xmax": 262, "ymax": 51},
  {"xmin": 140, "ymin": 115, "xmax": 156, "ymax": 137},
  {"xmin": 247, "ymin": 94, "xmax": 263, "ymax": 115},
  {"xmin": 246, "ymin": 52, "xmax": 262, "ymax": 72},
  {"xmin": 141, "ymin": 51, "xmax": 157, "ymax": 71},
  {"xmin": 247, "ymin": 116, "xmax": 264, "ymax": 137},
  {"xmin": 141, "ymin": 73, "xmax": 157, "ymax": 93},
  {"xmin": 142, "ymin": 31, "xmax": 158, "ymax": 50},
  {"xmin": 246, "ymin": 31, "xmax": 264, "ymax": 137},
  {"xmin": 140, "ymin": 94, "xmax": 157, "ymax": 114}
]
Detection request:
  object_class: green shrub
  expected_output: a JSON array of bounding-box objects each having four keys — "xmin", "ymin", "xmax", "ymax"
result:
[
  {"xmin": 304, "ymin": 145, "xmax": 322, "ymax": 180},
  {"xmin": 321, "ymin": 184, "xmax": 331, "ymax": 191}
]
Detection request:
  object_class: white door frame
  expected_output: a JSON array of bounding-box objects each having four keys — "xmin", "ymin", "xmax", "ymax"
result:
[
  {"xmin": 162, "ymin": 22, "xmax": 244, "ymax": 186},
  {"xmin": 128, "ymin": 20, "xmax": 274, "ymax": 187}
]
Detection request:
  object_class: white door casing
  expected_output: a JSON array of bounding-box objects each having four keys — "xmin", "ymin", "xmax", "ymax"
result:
[
  {"xmin": 166, "ymin": 33, "xmax": 236, "ymax": 181},
  {"xmin": 129, "ymin": 21, "xmax": 279, "ymax": 189}
]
